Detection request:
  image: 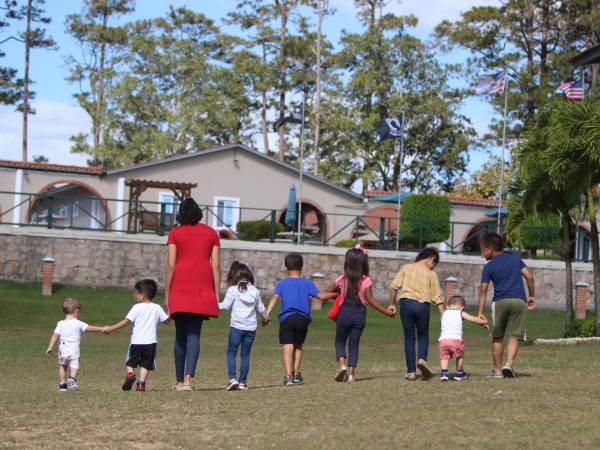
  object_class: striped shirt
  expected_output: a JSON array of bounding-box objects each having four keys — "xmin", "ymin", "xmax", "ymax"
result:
[{"xmin": 390, "ymin": 263, "xmax": 444, "ymax": 305}]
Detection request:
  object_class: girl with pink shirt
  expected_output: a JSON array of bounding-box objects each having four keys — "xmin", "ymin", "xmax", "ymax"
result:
[{"xmin": 325, "ymin": 246, "xmax": 395, "ymax": 382}]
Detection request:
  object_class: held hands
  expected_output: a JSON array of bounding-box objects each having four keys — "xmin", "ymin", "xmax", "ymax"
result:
[
  {"xmin": 262, "ymin": 318, "xmax": 271, "ymax": 327},
  {"xmin": 101, "ymin": 326, "xmax": 113, "ymax": 335},
  {"xmin": 527, "ymin": 296, "xmax": 536, "ymax": 310},
  {"xmin": 386, "ymin": 304, "xmax": 397, "ymax": 318}
]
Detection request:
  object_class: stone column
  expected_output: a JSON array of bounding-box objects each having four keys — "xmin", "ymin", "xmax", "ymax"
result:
[
  {"xmin": 445, "ymin": 276, "xmax": 458, "ymax": 303},
  {"xmin": 575, "ymin": 281, "xmax": 590, "ymax": 320},
  {"xmin": 311, "ymin": 272, "xmax": 325, "ymax": 310},
  {"xmin": 42, "ymin": 257, "xmax": 55, "ymax": 296}
]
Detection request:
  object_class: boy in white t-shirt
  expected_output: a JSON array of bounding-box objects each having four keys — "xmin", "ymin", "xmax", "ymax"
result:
[
  {"xmin": 439, "ymin": 295, "xmax": 488, "ymax": 381},
  {"xmin": 104, "ymin": 279, "xmax": 170, "ymax": 391},
  {"xmin": 46, "ymin": 297, "xmax": 105, "ymax": 391}
]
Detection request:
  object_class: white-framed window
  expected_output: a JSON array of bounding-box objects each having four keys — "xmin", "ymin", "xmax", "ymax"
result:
[
  {"xmin": 53, "ymin": 205, "xmax": 68, "ymax": 219},
  {"xmin": 72, "ymin": 201, "xmax": 80, "ymax": 217},
  {"xmin": 213, "ymin": 196, "xmax": 240, "ymax": 231},
  {"xmin": 158, "ymin": 192, "xmax": 179, "ymax": 215},
  {"xmin": 90, "ymin": 199, "xmax": 105, "ymax": 229}
]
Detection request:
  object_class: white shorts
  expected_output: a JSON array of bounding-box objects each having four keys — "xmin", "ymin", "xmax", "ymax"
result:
[{"xmin": 58, "ymin": 342, "xmax": 81, "ymax": 369}]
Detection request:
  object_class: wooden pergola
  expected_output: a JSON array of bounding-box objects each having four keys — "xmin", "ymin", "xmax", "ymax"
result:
[{"xmin": 125, "ymin": 179, "xmax": 197, "ymax": 232}]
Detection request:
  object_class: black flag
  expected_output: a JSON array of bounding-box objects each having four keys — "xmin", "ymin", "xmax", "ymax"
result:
[{"xmin": 376, "ymin": 116, "xmax": 403, "ymax": 140}]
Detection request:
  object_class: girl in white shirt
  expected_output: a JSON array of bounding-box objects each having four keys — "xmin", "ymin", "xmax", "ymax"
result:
[
  {"xmin": 439, "ymin": 295, "xmax": 488, "ymax": 381},
  {"xmin": 219, "ymin": 262, "xmax": 269, "ymax": 391}
]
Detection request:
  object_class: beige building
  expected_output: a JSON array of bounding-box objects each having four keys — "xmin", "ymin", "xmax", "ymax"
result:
[{"xmin": 0, "ymin": 143, "xmax": 592, "ymax": 257}]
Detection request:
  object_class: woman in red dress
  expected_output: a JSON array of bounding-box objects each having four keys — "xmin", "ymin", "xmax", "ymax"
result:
[{"xmin": 165, "ymin": 198, "xmax": 221, "ymax": 391}]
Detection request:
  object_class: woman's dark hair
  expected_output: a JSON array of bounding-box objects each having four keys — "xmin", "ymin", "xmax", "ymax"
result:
[
  {"xmin": 481, "ymin": 232, "xmax": 504, "ymax": 252},
  {"xmin": 176, "ymin": 197, "xmax": 202, "ymax": 225},
  {"xmin": 415, "ymin": 247, "xmax": 440, "ymax": 264},
  {"xmin": 344, "ymin": 248, "xmax": 369, "ymax": 304},
  {"xmin": 227, "ymin": 261, "xmax": 254, "ymax": 292}
]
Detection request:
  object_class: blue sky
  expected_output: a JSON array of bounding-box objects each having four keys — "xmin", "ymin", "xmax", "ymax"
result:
[{"xmin": 0, "ymin": 0, "xmax": 500, "ymax": 174}]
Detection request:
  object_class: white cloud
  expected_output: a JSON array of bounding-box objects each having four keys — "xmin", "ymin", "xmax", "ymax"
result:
[{"xmin": 0, "ymin": 99, "xmax": 90, "ymax": 165}]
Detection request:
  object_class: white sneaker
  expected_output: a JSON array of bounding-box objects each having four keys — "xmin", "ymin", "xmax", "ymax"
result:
[
  {"xmin": 66, "ymin": 377, "xmax": 78, "ymax": 391},
  {"xmin": 238, "ymin": 383, "xmax": 248, "ymax": 390},
  {"xmin": 334, "ymin": 365, "xmax": 348, "ymax": 382},
  {"xmin": 226, "ymin": 379, "xmax": 239, "ymax": 391},
  {"xmin": 347, "ymin": 375, "xmax": 355, "ymax": 383}
]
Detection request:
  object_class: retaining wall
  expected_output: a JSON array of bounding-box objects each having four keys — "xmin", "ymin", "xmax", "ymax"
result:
[{"xmin": 0, "ymin": 227, "xmax": 593, "ymax": 308}]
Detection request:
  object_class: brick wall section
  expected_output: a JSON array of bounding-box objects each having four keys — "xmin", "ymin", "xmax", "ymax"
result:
[
  {"xmin": 575, "ymin": 282, "xmax": 590, "ymax": 319},
  {"xmin": 0, "ymin": 228, "xmax": 594, "ymax": 308},
  {"xmin": 41, "ymin": 257, "xmax": 55, "ymax": 296}
]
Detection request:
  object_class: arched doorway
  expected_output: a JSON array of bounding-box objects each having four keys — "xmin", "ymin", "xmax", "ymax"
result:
[
  {"xmin": 279, "ymin": 201, "xmax": 327, "ymax": 243},
  {"xmin": 462, "ymin": 221, "xmax": 500, "ymax": 254},
  {"xmin": 29, "ymin": 180, "xmax": 111, "ymax": 230}
]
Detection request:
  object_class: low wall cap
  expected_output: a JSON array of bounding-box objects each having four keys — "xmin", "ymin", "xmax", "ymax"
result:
[
  {"xmin": 445, "ymin": 276, "xmax": 458, "ymax": 282},
  {"xmin": 311, "ymin": 272, "xmax": 325, "ymax": 278},
  {"xmin": 576, "ymin": 281, "xmax": 590, "ymax": 287},
  {"xmin": 42, "ymin": 257, "xmax": 55, "ymax": 263}
]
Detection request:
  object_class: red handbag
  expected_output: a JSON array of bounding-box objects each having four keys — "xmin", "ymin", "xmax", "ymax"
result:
[{"xmin": 327, "ymin": 293, "xmax": 344, "ymax": 321}]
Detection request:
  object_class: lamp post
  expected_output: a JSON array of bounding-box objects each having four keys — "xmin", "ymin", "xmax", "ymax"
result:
[{"xmin": 274, "ymin": 96, "xmax": 307, "ymax": 245}]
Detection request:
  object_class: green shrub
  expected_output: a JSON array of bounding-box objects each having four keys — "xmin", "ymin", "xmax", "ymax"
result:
[
  {"xmin": 400, "ymin": 195, "xmax": 451, "ymax": 244},
  {"xmin": 335, "ymin": 239, "xmax": 362, "ymax": 248},
  {"xmin": 564, "ymin": 317, "xmax": 594, "ymax": 338},
  {"xmin": 520, "ymin": 213, "xmax": 560, "ymax": 252},
  {"xmin": 237, "ymin": 220, "xmax": 284, "ymax": 241}
]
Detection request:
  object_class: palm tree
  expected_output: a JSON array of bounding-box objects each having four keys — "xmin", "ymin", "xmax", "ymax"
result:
[
  {"xmin": 507, "ymin": 102, "xmax": 580, "ymax": 327},
  {"xmin": 548, "ymin": 98, "xmax": 600, "ymax": 334}
]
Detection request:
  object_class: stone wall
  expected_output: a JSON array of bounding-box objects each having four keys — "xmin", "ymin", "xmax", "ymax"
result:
[{"xmin": 0, "ymin": 227, "xmax": 594, "ymax": 309}]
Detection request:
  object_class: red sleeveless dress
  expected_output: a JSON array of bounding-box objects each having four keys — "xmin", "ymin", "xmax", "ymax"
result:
[{"xmin": 167, "ymin": 224, "xmax": 220, "ymax": 318}]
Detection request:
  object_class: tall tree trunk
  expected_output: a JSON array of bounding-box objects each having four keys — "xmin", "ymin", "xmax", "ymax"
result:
[
  {"xmin": 93, "ymin": 12, "xmax": 109, "ymax": 151},
  {"xmin": 260, "ymin": 43, "xmax": 269, "ymax": 154},
  {"xmin": 586, "ymin": 185, "xmax": 600, "ymax": 335},
  {"xmin": 562, "ymin": 213, "xmax": 574, "ymax": 327},
  {"xmin": 21, "ymin": 0, "xmax": 32, "ymax": 162},
  {"xmin": 276, "ymin": 0, "xmax": 288, "ymax": 161},
  {"xmin": 313, "ymin": 0, "xmax": 325, "ymax": 175}
]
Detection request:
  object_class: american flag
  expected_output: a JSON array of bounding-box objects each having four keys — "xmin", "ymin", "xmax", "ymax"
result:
[
  {"xmin": 475, "ymin": 71, "xmax": 507, "ymax": 95},
  {"xmin": 558, "ymin": 79, "xmax": 584, "ymax": 100}
]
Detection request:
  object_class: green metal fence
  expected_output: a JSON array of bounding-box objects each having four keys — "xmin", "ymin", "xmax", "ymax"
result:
[{"xmin": 0, "ymin": 190, "xmax": 589, "ymax": 261}]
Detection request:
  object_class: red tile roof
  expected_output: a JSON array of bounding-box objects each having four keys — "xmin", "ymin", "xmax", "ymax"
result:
[
  {"xmin": 0, "ymin": 160, "xmax": 103, "ymax": 175},
  {"xmin": 364, "ymin": 189, "xmax": 504, "ymax": 208}
]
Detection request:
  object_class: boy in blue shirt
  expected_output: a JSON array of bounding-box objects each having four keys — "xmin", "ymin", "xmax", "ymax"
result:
[
  {"xmin": 478, "ymin": 233, "xmax": 535, "ymax": 379},
  {"xmin": 266, "ymin": 252, "xmax": 334, "ymax": 386}
]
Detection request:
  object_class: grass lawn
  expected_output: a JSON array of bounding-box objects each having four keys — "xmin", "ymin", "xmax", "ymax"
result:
[{"xmin": 1, "ymin": 280, "xmax": 599, "ymax": 449}]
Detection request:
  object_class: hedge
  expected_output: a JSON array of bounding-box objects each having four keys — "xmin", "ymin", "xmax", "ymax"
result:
[
  {"xmin": 399, "ymin": 194, "xmax": 451, "ymax": 244},
  {"xmin": 564, "ymin": 317, "xmax": 594, "ymax": 338},
  {"xmin": 237, "ymin": 220, "xmax": 284, "ymax": 241},
  {"xmin": 520, "ymin": 213, "xmax": 561, "ymax": 252}
]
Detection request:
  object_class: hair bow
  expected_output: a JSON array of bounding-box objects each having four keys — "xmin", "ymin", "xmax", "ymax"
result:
[{"xmin": 354, "ymin": 244, "xmax": 368, "ymax": 256}]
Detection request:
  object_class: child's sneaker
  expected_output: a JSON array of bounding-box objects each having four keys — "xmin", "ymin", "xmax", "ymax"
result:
[
  {"xmin": 58, "ymin": 383, "xmax": 68, "ymax": 392},
  {"xmin": 501, "ymin": 365, "xmax": 516, "ymax": 378},
  {"xmin": 135, "ymin": 382, "xmax": 145, "ymax": 392},
  {"xmin": 334, "ymin": 365, "xmax": 348, "ymax": 382},
  {"xmin": 238, "ymin": 383, "xmax": 248, "ymax": 390},
  {"xmin": 405, "ymin": 372, "xmax": 417, "ymax": 381},
  {"xmin": 122, "ymin": 372, "xmax": 136, "ymax": 391},
  {"xmin": 292, "ymin": 372, "xmax": 304, "ymax": 385},
  {"xmin": 283, "ymin": 376, "xmax": 294, "ymax": 386},
  {"xmin": 347, "ymin": 374, "xmax": 355, "ymax": 383},
  {"xmin": 226, "ymin": 379, "xmax": 239, "ymax": 391},
  {"xmin": 440, "ymin": 373, "xmax": 449, "ymax": 382},
  {"xmin": 417, "ymin": 359, "xmax": 433, "ymax": 379},
  {"xmin": 453, "ymin": 371, "xmax": 469, "ymax": 381},
  {"xmin": 66, "ymin": 377, "xmax": 78, "ymax": 391}
]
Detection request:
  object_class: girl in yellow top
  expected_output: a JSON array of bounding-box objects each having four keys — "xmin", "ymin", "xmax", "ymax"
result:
[{"xmin": 389, "ymin": 247, "xmax": 445, "ymax": 380}]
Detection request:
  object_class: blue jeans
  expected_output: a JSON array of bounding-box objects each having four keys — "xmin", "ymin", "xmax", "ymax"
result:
[
  {"xmin": 335, "ymin": 299, "xmax": 366, "ymax": 367},
  {"xmin": 227, "ymin": 327, "xmax": 256, "ymax": 384},
  {"xmin": 400, "ymin": 299, "xmax": 430, "ymax": 374},
  {"xmin": 173, "ymin": 313, "xmax": 204, "ymax": 382}
]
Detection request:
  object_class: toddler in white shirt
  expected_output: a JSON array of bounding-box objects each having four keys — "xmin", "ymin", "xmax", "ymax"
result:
[
  {"xmin": 46, "ymin": 297, "xmax": 104, "ymax": 391},
  {"xmin": 439, "ymin": 295, "xmax": 488, "ymax": 381}
]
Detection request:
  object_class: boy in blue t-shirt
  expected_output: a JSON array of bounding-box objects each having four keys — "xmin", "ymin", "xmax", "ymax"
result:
[
  {"xmin": 478, "ymin": 232, "xmax": 535, "ymax": 379},
  {"xmin": 265, "ymin": 253, "xmax": 334, "ymax": 386}
]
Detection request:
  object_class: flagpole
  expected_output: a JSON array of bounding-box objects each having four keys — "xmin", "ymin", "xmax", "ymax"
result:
[
  {"xmin": 498, "ymin": 74, "xmax": 509, "ymax": 234},
  {"xmin": 396, "ymin": 112, "xmax": 405, "ymax": 252},
  {"xmin": 297, "ymin": 91, "xmax": 306, "ymax": 246}
]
